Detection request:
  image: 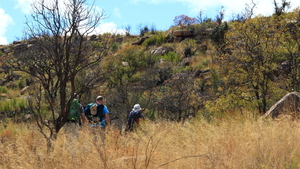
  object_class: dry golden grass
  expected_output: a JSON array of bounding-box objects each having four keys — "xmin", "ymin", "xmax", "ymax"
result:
[{"xmin": 1, "ymin": 115, "xmax": 300, "ymax": 169}]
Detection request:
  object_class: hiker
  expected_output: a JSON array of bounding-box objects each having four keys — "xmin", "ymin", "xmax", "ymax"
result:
[
  {"xmin": 126, "ymin": 104, "xmax": 144, "ymax": 132},
  {"xmin": 84, "ymin": 96, "xmax": 111, "ymax": 128},
  {"xmin": 64, "ymin": 98, "xmax": 87, "ymax": 139}
]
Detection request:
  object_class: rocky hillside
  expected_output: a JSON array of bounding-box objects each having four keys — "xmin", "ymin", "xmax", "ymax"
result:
[{"xmin": 1, "ymin": 10, "xmax": 300, "ymax": 124}]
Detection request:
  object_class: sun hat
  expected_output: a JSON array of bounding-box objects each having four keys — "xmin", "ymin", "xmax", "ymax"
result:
[{"xmin": 132, "ymin": 104, "xmax": 142, "ymax": 112}]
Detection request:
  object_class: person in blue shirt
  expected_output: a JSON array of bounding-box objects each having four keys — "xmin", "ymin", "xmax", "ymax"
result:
[{"xmin": 84, "ymin": 96, "xmax": 110, "ymax": 128}]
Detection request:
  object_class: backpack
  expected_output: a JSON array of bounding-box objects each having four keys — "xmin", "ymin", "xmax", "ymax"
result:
[
  {"xmin": 68, "ymin": 99, "xmax": 81, "ymax": 122},
  {"xmin": 84, "ymin": 103, "xmax": 104, "ymax": 124}
]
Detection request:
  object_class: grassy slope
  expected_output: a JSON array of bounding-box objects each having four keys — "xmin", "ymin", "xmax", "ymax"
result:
[{"xmin": 1, "ymin": 114, "xmax": 300, "ymax": 168}]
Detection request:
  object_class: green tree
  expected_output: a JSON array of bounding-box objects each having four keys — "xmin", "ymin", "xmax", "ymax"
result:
[
  {"xmin": 104, "ymin": 46, "xmax": 156, "ymax": 125},
  {"xmin": 281, "ymin": 10, "xmax": 300, "ymax": 91},
  {"xmin": 217, "ymin": 16, "xmax": 286, "ymax": 114},
  {"xmin": 153, "ymin": 69, "xmax": 196, "ymax": 122},
  {"xmin": 209, "ymin": 22, "xmax": 229, "ymax": 54}
]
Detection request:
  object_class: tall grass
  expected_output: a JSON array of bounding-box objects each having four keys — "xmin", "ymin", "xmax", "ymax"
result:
[{"xmin": 1, "ymin": 114, "xmax": 300, "ymax": 168}]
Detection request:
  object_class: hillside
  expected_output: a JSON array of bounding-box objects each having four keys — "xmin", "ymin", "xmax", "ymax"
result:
[{"xmin": 0, "ymin": 9, "xmax": 300, "ymax": 128}]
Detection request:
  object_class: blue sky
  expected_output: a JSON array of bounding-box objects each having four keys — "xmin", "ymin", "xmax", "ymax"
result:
[{"xmin": 1, "ymin": 0, "xmax": 300, "ymax": 45}]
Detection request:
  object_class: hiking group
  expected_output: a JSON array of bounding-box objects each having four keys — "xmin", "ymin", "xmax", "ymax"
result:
[{"xmin": 65, "ymin": 95, "xmax": 144, "ymax": 136}]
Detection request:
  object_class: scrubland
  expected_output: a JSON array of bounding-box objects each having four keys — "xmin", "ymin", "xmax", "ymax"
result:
[{"xmin": 1, "ymin": 114, "xmax": 300, "ymax": 169}]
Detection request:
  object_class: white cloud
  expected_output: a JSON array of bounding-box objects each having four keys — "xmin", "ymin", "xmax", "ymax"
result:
[
  {"xmin": 15, "ymin": 0, "xmax": 74, "ymax": 15},
  {"xmin": 15, "ymin": 0, "xmax": 33, "ymax": 14},
  {"xmin": 94, "ymin": 22, "xmax": 125, "ymax": 35},
  {"xmin": 0, "ymin": 8, "xmax": 14, "ymax": 45},
  {"xmin": 114, "ymin": 8, "xmax": 122, "ymax": 19}
]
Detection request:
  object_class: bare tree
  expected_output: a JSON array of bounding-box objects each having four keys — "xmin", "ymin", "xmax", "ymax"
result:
[
  {"xmin": 124, "ymin": 24, "xmax": 131, "ymax": 36},
  {"xmin": 273, "ymin": 0, "xmax": 291, "ymax": 16},
  {"xmin": 196, "ymin": 9, "xmax": 209, "ymax": 23},
  {"xmin": 244, "ymin": 0, "xmax": 256, "ymax": 19},
  {"xmin": 215, "ymin": 6, "xmax": 225, "ymax": 25},
  {"xmin": 6, "ymin": 0, "xmax": 115, "ymax": 142},
  {"xmin": 231, "ymin": 0, "xmax": 257, "ymax": 22}
]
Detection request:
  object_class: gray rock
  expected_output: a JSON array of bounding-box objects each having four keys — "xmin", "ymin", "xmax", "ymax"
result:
[{"xmin": 263, "ymin": 92, "xmax": 300, "ymax": 119}]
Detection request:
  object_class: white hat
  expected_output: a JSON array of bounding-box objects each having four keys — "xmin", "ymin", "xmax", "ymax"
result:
[{"xmin": 132, "ymin": 104, "xmax": 142, "ymax": 112}]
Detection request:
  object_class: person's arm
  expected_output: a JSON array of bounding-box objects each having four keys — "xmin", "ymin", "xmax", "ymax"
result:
[
  {"xmin": 81, "ymin": 113, "xmax": 87, "ymax": 125},
  {"xmin": 80, "ymin": 105, "xmax": 87, "ymax": 125},
  {"xmin": 103, "ymin": 106, "xmax": 110, "ymax": 127},
  {"xmin": 105, "ymin": 113, "xmax": 110, "ymax": 127}
]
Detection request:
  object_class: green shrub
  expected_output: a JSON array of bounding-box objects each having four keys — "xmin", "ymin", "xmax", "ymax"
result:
[
  {"xmin": 91, "ymin": 42, "xmax": 102, "ymax": 48},
  {"xmin": 159, "ymin": 51, "xmax": 181, "ymax": 62},
  {"xmin": 0, "ymin": 86, "xmax": 8, "ymax": 93},
  {"xmin": 0, "ymin": 101, "xmax": 12, "ymax": 112},
  {"xmin": 11, "ymin": 98, "xmax": 19, "ymax": 109},
  {"xmin": 17, "ymin": 79, "xmax": 25, "ymax": 89},
  {"xmin": 0, "ymin": 98, "xmax": 28, "ymax": 112},
  {"xmin": 111, "ymin": 42, "xmax": 119, "ymax": 52},
  {"xmin": 17, "ymin": 98, "xmax": 27, "ymax": 110},
  {"xmin": 142, "ymin": 32, "xmax": 166, "ymax": 47},
  {"xmin": 182, "ymin": 38, "xmax": 197, "ymax": 48}
]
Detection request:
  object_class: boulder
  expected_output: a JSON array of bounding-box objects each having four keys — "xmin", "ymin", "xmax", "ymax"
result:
[
  {"xmin": 263, "ymin": 92, "xmax": 300, "ymax": 119},
  {"xmin": 182, "ymin": 57, "xmax": 192, "ymax": 67},
  {"xmin": 280, "ymin": 60, "xmax": 291, "ymax": 74},
  {"xmin": 89, "ymin": 34, "xmax": 98, "ymax": 41},
  {"xmin": 20, "ymin": 86, "xmax": 30, "ymax": 95},
  {"xmin": 132, "ymin": 35, "xmax": 151, "ymax": 45},
  {"xmin": 13, "ymin": 43, "xmax": 28, "ymax": 53},
  {"xmin": 13, "ymin": 41, "xmax": 22, "ymax": 44},
  {"xmin": 173, "ymin": 30, "xmax": 193, "ymax": 37},
  {"xmin": 192, "ymin": 69, "xmax": 201, "ymax": 78},
  {"xmin": 158, "ymin": 58, "xmax": 165, "ymax": 64},
  {"xmin": 122, "ymin": 62, "xmax": 129, "ymax": 67},
  {"xmin": 151, "ymin": 46, "xmax": 172, "ymax": 55}
]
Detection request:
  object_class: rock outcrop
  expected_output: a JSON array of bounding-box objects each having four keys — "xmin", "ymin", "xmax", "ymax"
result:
[
  {"xmin": 151, "ymin": 46, "xmax": 173, "ymax": 55},
  {"xmin": 132, "ymin": 35, "xmax": 151, "ymax": 45},
  {"xmin": 263, "ymin": 92, "xmax": 300, "ymax": 119},
  {"xmin": 173, "ymin": 30, "xmax": 194, "ymax": 42}
]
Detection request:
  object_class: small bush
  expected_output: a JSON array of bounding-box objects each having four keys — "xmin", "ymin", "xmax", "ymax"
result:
[
  {"xmin": 0, "ymin": 101, "xmax": 12, "ymax": 112},
  {"xmin": 182, "ymin": 39, "xmax": 197, "ymax": 48},
  {"xmin": 111, "ymin": 42, "xmax": 119, "ymax": 52},
  {"xmin": 17, "ymin": 79, "xmax": 25, "ymax": 89},
  {"xmin": 91, "ymin": 42, "xmax": 102, "ymax": 49},
  {"xmin": 0, "ymin": 98, "xmax": 28, "ymax": 112},
  {"xmin": 142, "ymin": 32, "xmax": 166, "ymax": 47},
  {"xmin": 17, "ymin": 98, "xmax": 27, "ymax": 110},
  {"xmin": 0, "ymin": 86, "xmax": 8, "ymax": 93},
  {"xmin": 159, "ymin": 51, "xmax": 181, "ymax": 62}
]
